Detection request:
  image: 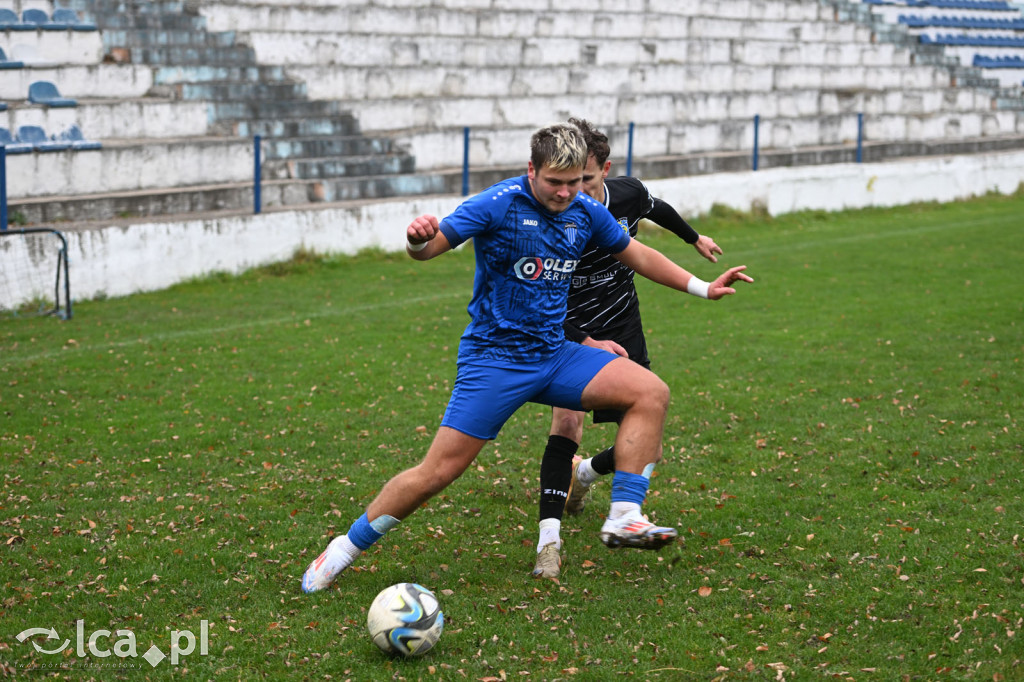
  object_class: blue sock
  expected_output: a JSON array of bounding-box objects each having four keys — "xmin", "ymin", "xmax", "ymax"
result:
[
  {"xmin": 610, "ymin": 471, "xmax": 649, "ymax": 505},
  {"xmin": 347, "ymin": 513, "xmax": 384, "ymax": 551}
]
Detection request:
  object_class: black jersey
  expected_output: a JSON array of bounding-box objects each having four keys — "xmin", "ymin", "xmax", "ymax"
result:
[{"xmin": 565, "ymin": 176, "xmax": 654, "ymax": 339}]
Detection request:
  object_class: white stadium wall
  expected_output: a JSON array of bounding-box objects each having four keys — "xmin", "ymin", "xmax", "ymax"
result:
[{"xmin": 13, "ymin": 148, "xmax": 1020, "ymax": 306}]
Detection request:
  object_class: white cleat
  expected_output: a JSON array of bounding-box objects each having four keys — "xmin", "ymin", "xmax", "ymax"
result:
[
  {"xmin": 599, "ymin": 514, "xmax": 677, "ymax": 550},
  {"xmin": 531, "ymin": 542, "xmax": 562, "ymax": 580},
  {"xmin": 301, "ymin": 535, "xmax": 359, "ymax": 593}
]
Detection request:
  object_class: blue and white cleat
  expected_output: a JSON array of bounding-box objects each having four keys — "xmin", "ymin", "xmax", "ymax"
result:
[{"xmin": 301, "ymin": 535, "xmax": 359, "ymax": 593}]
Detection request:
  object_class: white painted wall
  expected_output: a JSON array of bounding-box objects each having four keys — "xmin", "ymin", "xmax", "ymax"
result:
[
  {"xmin": 3, "ymin": 149, "xmax": 1023, "ymax": 307},
  {"xmin": 645, "ymin": 148, "xmax": 1024, "ymax": 217}
]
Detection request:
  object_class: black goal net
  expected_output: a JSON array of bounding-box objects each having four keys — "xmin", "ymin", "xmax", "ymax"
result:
[{"xmin": 0, "ymin": 228, "xmax": 72, "ymax": 320}]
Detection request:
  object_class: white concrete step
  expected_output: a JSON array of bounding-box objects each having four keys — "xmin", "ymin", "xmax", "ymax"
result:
[
  {"xmin": 5, "ymin": 137, "xmax": 252, "ymax": 198},
  {"xmin": 1, "ymin": 98, "xmax": 209, "ymax": 140},
  {"xmin": 248, "ymin": 31, "xmax": 897, "ymax": 69},
  {"xmin": 202, "ymin": 4, "xmax": 858, "ymax": 42},
  {"xmin": 0, "ymin": 29, "xmax": 104, "ymax": 65},
  {"xmin": 0, "ymin": 63, "xmax": 153, "ymax": 100}
]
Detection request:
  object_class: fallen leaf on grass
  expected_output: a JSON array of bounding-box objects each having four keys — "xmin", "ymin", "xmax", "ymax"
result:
[{"xmin": 698, "ymin": 586, "xmax": 713, "ymax": 597}]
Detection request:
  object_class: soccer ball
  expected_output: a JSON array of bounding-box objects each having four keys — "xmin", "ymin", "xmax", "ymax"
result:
[{"xmin": 366, "ymin": 582, "xmax": 444, "ymax": 657}]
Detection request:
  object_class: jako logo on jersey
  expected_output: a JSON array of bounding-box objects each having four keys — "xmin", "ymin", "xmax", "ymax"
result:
[
  {"xmin": 514, "ymin": 257, "xmax": 579, "ymax": 281},
  {"xmin": 523, "ymin": 218, "xmax": 538, "ymax": 226}
]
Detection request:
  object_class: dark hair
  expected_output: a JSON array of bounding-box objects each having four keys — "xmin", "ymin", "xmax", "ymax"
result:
[
  {"xmin": 568, "ymin": 117, "xmax": 611, "ymax": 166},
  {"xmin": 530, "ymin": 122, "xmax": 587, "ymax": 171}
]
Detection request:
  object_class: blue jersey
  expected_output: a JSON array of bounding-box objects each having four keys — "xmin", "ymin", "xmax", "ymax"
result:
[{"xmin": 439, "ymin": 175, "xmax": 631, "ymax": 364}]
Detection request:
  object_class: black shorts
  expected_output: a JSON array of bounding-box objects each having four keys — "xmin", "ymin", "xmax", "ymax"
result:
[{"xmin": 590, "ymin": 324, "xmax": 651, "ymax": 425}]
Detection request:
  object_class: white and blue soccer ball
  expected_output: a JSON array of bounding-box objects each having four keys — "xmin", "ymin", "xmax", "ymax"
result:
[{"xmin": 366, "ymin": 582, "xmax": 443, "ymax": 657}]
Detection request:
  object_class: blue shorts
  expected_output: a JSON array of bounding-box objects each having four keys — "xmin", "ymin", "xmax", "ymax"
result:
[{"xmin": 442, "ymin": 342, "xmax": 618, "ymax": 440}]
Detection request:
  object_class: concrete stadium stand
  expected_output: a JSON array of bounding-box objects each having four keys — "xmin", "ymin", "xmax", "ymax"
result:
[{"xmin": 1, "ymin": 0, "xmax": 1021, "ymax": 229}]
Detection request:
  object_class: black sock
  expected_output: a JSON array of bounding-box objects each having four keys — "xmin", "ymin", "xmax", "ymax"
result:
[
  {"xmin": 591, "ymin": 446, "xmax": 616, "ymax": 476},
  {"xmin": 538, "ymin": 435, "xmax": 578, "ymax": 521}
]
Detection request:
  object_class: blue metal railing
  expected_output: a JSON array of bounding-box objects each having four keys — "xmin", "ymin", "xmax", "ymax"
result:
[
  {"xmin": 462, "ymin": 126, "xmax": 470, "ymax": 196},
  {"xmin": 1, "ymin": 146, "xmax": 6, "ymax": 231},
  {"xmin": 253, "ymin": 135, "xmax": 262, "ymax": 214},
  {"xmin": 857, "ymin": 112, "xmax": 864, "ymax": 164},
  {"xmin": 625, "ymin": 122, "xmax": 635, "ymax": 177},
  {"xmin": 753, "ymin": 115, "xmax": 760, "ymax": 171},
  {"xmin": 0, "ymin": 117, "xmax": 872, "ymax": 230}
]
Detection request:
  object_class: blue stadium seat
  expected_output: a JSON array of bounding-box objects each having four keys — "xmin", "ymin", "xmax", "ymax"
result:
[
  {"xmin": 51, "ymin": 9, "xmax": 97, "ymax": 31},
  {"xmin": 921, "ymin": 33, "xmax": 1024, "ymax": 47},
  {"xmin": 0, "ymin": 8, "xmax": 32, "ymax": 30},
  {"xmin": 915, "ymin": 0, "xmax": 1014, "ymax": 9},
  {"xmin": 900, "ymin": 14, "xmax": 1024, "ymax": 29},
  {"xmin": 22, "ymin": 8, "xmax": 69, "ymax": 30},
  {"xmin": 0, "ymin": 46, "xmax": 25, "ymax": 69},
  {"xmin": 0, "ymin": 126, "xmax": 33, "ymax": 154},
  {"xmin": 973, "ymin": 54, "xmax": 1024, "ymax": 68},
  {"xmin": 58, "ymin": 124, "xmax": 102, "ymax": 150},
  {"xmin": 28, "ymin": 81, "xmax": 77, "ymax": 107},
  {"xmin": 17, "ymin": 125, "xmax": 72, "ymax": 152}
]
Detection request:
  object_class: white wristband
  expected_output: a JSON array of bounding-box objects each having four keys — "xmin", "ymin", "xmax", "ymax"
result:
[
  {"xmin": 406, "ymin": 238, "xmax": 428, "ymax": 252},
  {"xmin": 686, "ymin": 276, "xmax": 710, "ymax": 299}
]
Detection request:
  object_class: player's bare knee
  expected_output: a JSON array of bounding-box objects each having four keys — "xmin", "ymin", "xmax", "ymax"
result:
[
  {"xmin": 552, "ymin": 410, "xmax": 583, "ymax": 439},
  {"xmin": 638, "ymin": 375, "xmax": 670, "ymax": 414},
  {"xmin": 413, "ymin": 461, "xmax": 462, "ymax": 496}
]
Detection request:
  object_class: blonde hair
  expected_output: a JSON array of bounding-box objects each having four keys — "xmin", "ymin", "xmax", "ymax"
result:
[{"xmin": 530, "ymin": 122, "xmax": 587, "ymax": 172}]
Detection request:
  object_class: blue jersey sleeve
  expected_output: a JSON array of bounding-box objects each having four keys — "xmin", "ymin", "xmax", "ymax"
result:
[{"xmin": 439, "ymin": 178, "xmax": 526, "ymax": 248}]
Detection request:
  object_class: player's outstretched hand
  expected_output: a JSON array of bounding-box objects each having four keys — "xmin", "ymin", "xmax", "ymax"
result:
[
  {"xmin": 708, "ymin": 265, "xmax": 753, "ymax": 300},
  {"xmin": 407, "ymin": 214, "xmax": 440, "ymax": 245},
  {"xmin": 694, "ymin": 235, "xmax": 723, "ymax": 264}
]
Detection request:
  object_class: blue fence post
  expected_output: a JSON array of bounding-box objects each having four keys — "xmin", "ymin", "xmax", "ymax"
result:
[
  {"xmin": 462, "ymin": 126, "xmax": 470, "ymax": 196},
  {"xmin": 625, "ymin": 122, "xmax": 635, "ymax": 177},
  {"xmin": 856, "ymin": 112, "xmax": 864, "ymax": 164},
  {"xmin": 752, "ymin": 114, "xmax": 760, "ymax": 171},
  {"xmin": 253, "ymin": 135, "xmax": 262, "ymax": 214},
  {"xmin": 0, "ymin": 146, "xmax": 6, "ymax": 231}
]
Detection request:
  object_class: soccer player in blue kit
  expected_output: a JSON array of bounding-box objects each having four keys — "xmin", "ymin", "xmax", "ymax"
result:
[
  {"xmin": 532, "ymin": 118, "xmax": 724, "ymax": 578},
  {"xmin": 302, "ymin": 122, "xmax": 752, "ymax": 593}
]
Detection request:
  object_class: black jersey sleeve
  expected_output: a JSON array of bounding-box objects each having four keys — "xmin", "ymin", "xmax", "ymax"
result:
[{"xmin": 646, "ymin": 197, "xmax": 700, "ymax": 243}]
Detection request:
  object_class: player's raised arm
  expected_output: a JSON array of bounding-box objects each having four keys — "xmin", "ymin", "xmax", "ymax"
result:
[
  {"xmin": 613, "ymin": 239, "xmax": 752, "ymax": 301},
  {"xmin": 646, "ymin": 197, "xmax": 723, "ymax": 264},
  {"xmin": 405, "ymin": 214, "xmax": 452, "ymax": 261}
]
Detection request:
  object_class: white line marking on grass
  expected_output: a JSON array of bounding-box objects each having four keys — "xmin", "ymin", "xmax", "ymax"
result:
[
  {"xmin": 723, "ymin": 214, "xmax": 1007, "ymax": 259},
  {"xmin": 6, "ymin": 291, "xmax": 467, "ymax": 366}
]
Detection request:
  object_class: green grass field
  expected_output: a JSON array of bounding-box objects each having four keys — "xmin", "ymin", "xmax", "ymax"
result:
[{"xmin": 2, "ymin": 191, "xmax": 1022, "ymax": 681}]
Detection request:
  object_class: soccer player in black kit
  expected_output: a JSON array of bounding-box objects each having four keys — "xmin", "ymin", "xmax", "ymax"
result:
[{"xmin": 532, "ymin": 118, "xmax": 724, "ymax": 579}]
